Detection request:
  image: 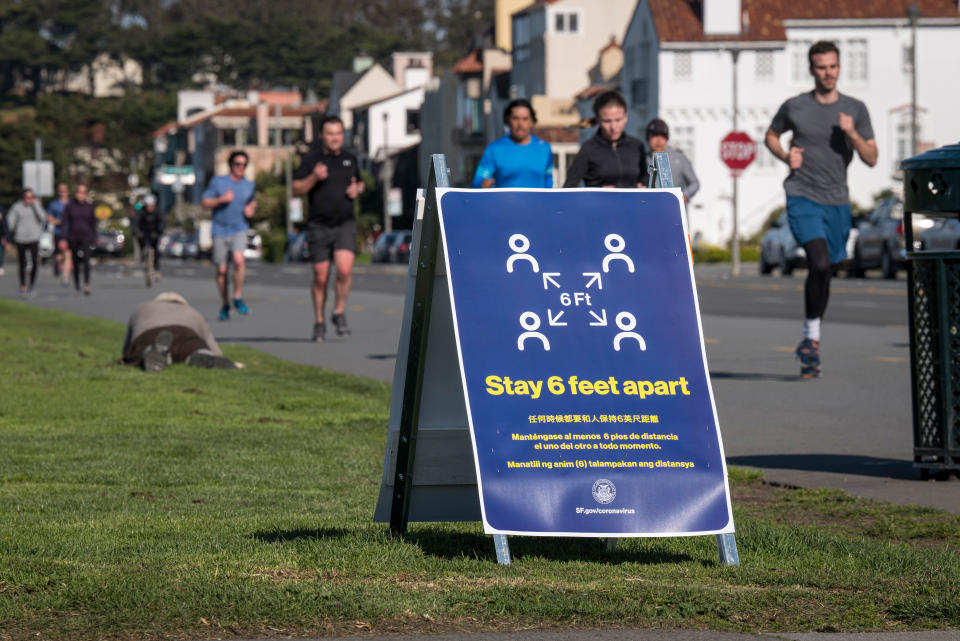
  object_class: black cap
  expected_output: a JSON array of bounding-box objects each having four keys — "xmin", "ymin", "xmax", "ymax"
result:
[{"xmin": 646, "ymin": 118, "xmax": 669, "ymax": 140}]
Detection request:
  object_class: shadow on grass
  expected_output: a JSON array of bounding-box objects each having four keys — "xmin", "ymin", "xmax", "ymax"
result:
[
  {"xmin": 252, "ymin": 527, "xmax": 351, "ymax": 542},
  {"xmin": 405, "ymin": 528, "xmax": 697, "ymax": 565},
  {"xmin": 728, "ymin": 453, "xmax": 920, "ymax": 480},
  {"xmin": 218, "ymin": 337, "xmax": 315, "ymax": 344}
]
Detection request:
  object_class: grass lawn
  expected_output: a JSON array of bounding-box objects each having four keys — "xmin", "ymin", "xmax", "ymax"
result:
[{"xmin": 1, "ymin": 298, "xmax": 958, "ymax": 640}]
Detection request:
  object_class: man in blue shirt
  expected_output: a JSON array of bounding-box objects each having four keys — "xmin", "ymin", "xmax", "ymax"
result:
[
  {"xmin": 201, "ymin": 150, "xmax": 257, "ymax": 321},
  {"xmin": 472, "ymin": 98, "xmax": 553, "ymax": 188},
  {"xmin": 46, "ymin": 183, "xmax": 71, "ymax": 283}
]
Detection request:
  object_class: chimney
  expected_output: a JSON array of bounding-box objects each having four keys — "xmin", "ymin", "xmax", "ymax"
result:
[{"xmin": 703, "ymin": 0, "xmax": 742, "ymax": 36}]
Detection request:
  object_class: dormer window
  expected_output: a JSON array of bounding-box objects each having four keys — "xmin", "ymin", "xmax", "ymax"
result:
[{"xmin": 549, "ymin": 8, "xmax": 583, "ymax": 35}]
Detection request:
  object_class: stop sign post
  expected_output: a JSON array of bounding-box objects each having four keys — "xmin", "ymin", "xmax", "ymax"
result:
[
  {"xmin": 720, "ymin": 131, "xmax": 756, "ymax": 175},
  {"xmin": 719, "ymin": 130, "xmax": 756, "ymax": 278}
]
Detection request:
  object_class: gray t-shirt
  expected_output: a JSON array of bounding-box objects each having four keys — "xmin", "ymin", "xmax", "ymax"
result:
[{"xmin": 769, "ymin": 91, "xmax": 874, "ymax": 206}]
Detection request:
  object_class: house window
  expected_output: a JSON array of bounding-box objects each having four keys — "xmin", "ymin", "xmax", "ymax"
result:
[
  {"xmin": 672, "ymin": 125, "xmax": 695, "ymax": 166},
  {"xmin": 755, "ymin": 51, "xmax": 773, "ymax": 81},
  {"xmin": 791, "ymin": 39, "xmax": 812, "ymax": 83},
  {"xmin": 550, "ymin": 9, "xmax": 582, "ymax": 34},
  {"xmin": 753, "ymin": 126, "xmax": 775, "ymax": 169},
  {"xmin": 894, "ymin": 112, "xmax": 923, "ymax": 174},
  {"xmin": 674, "ymin": 51, "xmax": 691, "ymax": 81},
  {"xmin": 513, "ymin": 15, "xmax": 530, "ymax": 61},
  {"xmin": 845, "ymin": 39, "xmax": 867, "ymax": 83},
  {"xmin": 406, "ymin": 109, "xmax": 420, "ymax": 134},
  {"xmin": 220, "ymin": 128, "xmax": 237, "ymax": 146},
  {"xmin": 902, "ymin": 44, "xmax": 914, "ymax": 74}
]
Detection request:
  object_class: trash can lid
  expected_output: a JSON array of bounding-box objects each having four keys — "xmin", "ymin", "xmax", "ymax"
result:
[{"xmin": 901, "ymin": 142, "xmax": 960, "ymax": 171}]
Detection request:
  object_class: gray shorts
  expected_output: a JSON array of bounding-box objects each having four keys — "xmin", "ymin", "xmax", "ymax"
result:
[
  {"xmin": 212, "ymin": 231, "xmax": 247, "ymax": 266},
  {"xmin": 307, "ymin": 220, "xmax": 356, "ymax": 263}
]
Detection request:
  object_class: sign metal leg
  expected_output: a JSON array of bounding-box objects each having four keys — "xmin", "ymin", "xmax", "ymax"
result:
[
  {"xmin": 493, "ymin": 534, "xmax": 511, "ymax": 565},
  {"xmin": 715, "ymin": 532, "xmax": 740, "ymax": 566}
]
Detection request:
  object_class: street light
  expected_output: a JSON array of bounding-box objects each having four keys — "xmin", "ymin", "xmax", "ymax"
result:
[{"xmin": 907, "ymin": 2, "xmax": 921, "ymax": 157}]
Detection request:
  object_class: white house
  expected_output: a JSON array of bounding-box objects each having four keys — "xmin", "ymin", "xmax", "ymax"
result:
[
  {"xmin": 352, "ymin": 86, "xmax": 426, "ymax": 162},
  {"xmin": 620, "ymin": 0, "xmax": 960, "ymax": 246}
]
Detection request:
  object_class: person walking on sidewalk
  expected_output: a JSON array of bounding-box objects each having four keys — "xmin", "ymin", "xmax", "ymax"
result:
[
  {"xmin": 765, "ymin": 40, "xmax": 877, "ymax": 378},
  {"xmin": 46, "ymin": 183, "xmax": 72, "ymax": 284},
  {"xmin": 63, "ymin": 184, "xmax": 97, "ymax": 296},
  {"xmin": 201, "ymin": 150, "xmax": 257, "ymax": 321},
  {"xmin": 292, "ymin": 115, "xmax": 364, "ymax": 342},
  {"xmin": 6, "ymin": 188, "xmax": 47, "ymax": 296},
  {"xmin": 644, "ymin": 118, "xmax": 699, "ymax": 203}
]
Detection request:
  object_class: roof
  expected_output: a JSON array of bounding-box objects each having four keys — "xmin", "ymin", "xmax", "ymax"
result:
[
  {"xmin": 451, "ymin": 50, "xmax": 483, "ymax": 74},
  {"xmin": 154, "ymin": 100, "xmax": 328, "ymax": 135},
  {"xmin": 575, "ymin": 83, "xmax": 619, "ymax": 101},
  {"xmin": 513, "ymin": 0, "xmax": 561, "ymax": 18},
  {"xmin": 650, "ymin": 0, "xmax": 960, "ymax": 43}
]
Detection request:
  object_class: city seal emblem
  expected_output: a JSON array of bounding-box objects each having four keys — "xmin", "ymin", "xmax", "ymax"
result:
[{"xmin": 592, "ymin": 478, "xmax": 616, "ymax": 504}]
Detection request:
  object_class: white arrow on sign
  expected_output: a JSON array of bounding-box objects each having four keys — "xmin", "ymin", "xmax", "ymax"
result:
[
  {"xmin": 542, "ymin": 273, "xmax": 561, "ymax": 290},
  {"xmin": 588, "ymin": 309, "xmax": 608, "ymax": 326},
  {"xmin": 583, "ymin": 272, "xmax": 602, "ymax": 290},
  {"xmin": 547, "ymin": 309, "xmax": 567, "ymax": 326}
]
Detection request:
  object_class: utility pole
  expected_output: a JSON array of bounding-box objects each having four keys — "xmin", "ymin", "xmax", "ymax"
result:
[
  {"xmin": 730, "ymin": 49, "xmax": 741, "ymax": 277},
  {"xmin": 908, "ymin": 2, "xmax": 921, "ymax": 157},
  {"xmin": 381, "ymin": 112, "xmax": 393, "ymax": 234}
]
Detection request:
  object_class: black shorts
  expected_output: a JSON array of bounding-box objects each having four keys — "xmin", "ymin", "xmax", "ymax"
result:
[{"xmin": 307, "ymin": 220, "xmax": 356, "ymax": 263}]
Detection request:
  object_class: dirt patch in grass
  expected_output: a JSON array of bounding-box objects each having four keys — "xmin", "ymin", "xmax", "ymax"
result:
[{"xmin": 731, "ymin": 479, "xmax": 960, "ymax": 551}]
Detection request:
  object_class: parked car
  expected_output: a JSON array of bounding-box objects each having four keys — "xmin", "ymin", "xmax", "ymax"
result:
[
  {"xmin": 760, "ymin": 210, "xmax": 859, "ymax": 277},
  {"xmin": 94, "ymin": 229, "xmax": 126, "ymax": 257},
  {"xmin": 286, "ymin": 231, "xmax": 310, "ymax": 262},
  {"xmin": 243, "ymin": 230, "xmax": 262, "ymax": 260},
  {"xmin": 759, "ymin": 211, "xmax": 803, "ymax": 275},
  {"xmin": 387, "ymin": 231, "xmax": 413, "ymax": 263},
  {"xmin": 372, "ymin": 231, "xmax": 404, "ymax": 263},
  {"xmin": 164, "ymin": 232, "xmax": 199, "ymax": 259},
  {"xmin": 847, "ymin": 198, "xmax": 907, "ymax": 279},
  {"xmin": 919, "ymin": 218, "xmax": 960, "ymax": 252}
]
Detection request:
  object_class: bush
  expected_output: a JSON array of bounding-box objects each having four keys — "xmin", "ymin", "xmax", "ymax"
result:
[{"xmin": 262, "ymin": 227, "xmax": 288, "ymax": 264}]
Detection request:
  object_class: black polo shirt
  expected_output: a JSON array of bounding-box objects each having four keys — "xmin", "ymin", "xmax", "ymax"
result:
[{"xmin": 293, "ymin": 142, "xmax": 361, "ymax": 227}]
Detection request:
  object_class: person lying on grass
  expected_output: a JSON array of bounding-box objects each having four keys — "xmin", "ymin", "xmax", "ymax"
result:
[{"xmin": 122, "ymin": 292, "xmax": 239, "ymax": 371}]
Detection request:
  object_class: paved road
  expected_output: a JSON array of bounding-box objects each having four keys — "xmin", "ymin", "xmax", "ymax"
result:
[{"xmin": 3, "ymin": 258, "xmax": 957, "ymax": 515}]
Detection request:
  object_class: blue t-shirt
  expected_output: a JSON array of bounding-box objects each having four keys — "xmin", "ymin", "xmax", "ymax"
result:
[
  {"xmin": 202, "ymin": 174, "xmax": 256, "ymax": 237},
  {"xmin": 47, "ymin": 199, "xmax": 67, "ymax": 237},
  {"xmin": 472, "ymin": 135, "xmax": 553, "ymax": 188}
]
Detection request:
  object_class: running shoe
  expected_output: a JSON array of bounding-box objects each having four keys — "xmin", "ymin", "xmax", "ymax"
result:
[
  {"xmin": 142, "ymin": 330, "xmax": 173, "ymax": 372},
  {"xmin": 233, "ymin": 298, "xmax": 249, "ymax": 314},
  {"xmin": 218, "ymin": 304, "xmax": 230, "ymax": 321},
  {"xmin": 332, "ymin": 312, "xmax": 351, "ymax": 336},
  {"xmin": 185, "ymin": 349, "xmax": 236, "ymax": 369},
  {"xmin": 312, "ymin": 321, "xmax": 326, "ymax": 343},
  {"xmin": 795, "ymin": 338, "xmax": 821, "ymax": 378}
]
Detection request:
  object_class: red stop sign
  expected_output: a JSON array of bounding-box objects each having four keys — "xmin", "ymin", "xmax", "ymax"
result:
[{"xmin": 720, "ymin": 131, "xmax": 756, "ymax": 172}]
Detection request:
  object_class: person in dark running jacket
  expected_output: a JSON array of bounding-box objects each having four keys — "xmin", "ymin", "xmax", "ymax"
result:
[
  {"xmin": 63, "ymin": 184, "xmax": 97, "ymax": 296},
  {"xmin": 563, "ymin": 91, "xmax": 649, "ymax": 188}
]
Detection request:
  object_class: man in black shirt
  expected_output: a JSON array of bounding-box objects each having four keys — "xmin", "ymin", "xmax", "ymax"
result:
[
  {"xmin": 293, "ymin": 115, "xmax": 365, "ymax": 342},
  {"xmin": 563, "ymin": 91, "xmax": 649, "ymax": 188}
]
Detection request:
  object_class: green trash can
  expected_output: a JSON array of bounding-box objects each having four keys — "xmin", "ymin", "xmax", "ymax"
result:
[{"xmin": 901, "ymin": 142, "xmax": 960, "ymax": 479}]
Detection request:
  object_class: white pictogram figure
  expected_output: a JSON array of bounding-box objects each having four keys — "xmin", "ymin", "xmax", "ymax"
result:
[
  {"xmin": 602, "ymin": 233, "xmax": 635, "ymax": 273},
  {"xmin": 517, "ymin": 312, "xmax": 550, "ymax": 351},
  {"xmin": 613, "ymin": 312, "xmax": 646, "ymax": 352},
  {"xmin": 506, "ymin": 234, "xmax": 539, "ymax": 273}
]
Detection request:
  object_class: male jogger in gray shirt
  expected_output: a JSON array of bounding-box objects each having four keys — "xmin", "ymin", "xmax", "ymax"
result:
[{"xmin": 765, "ymin": 40, "xmax": 877, "ymax": 378}]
